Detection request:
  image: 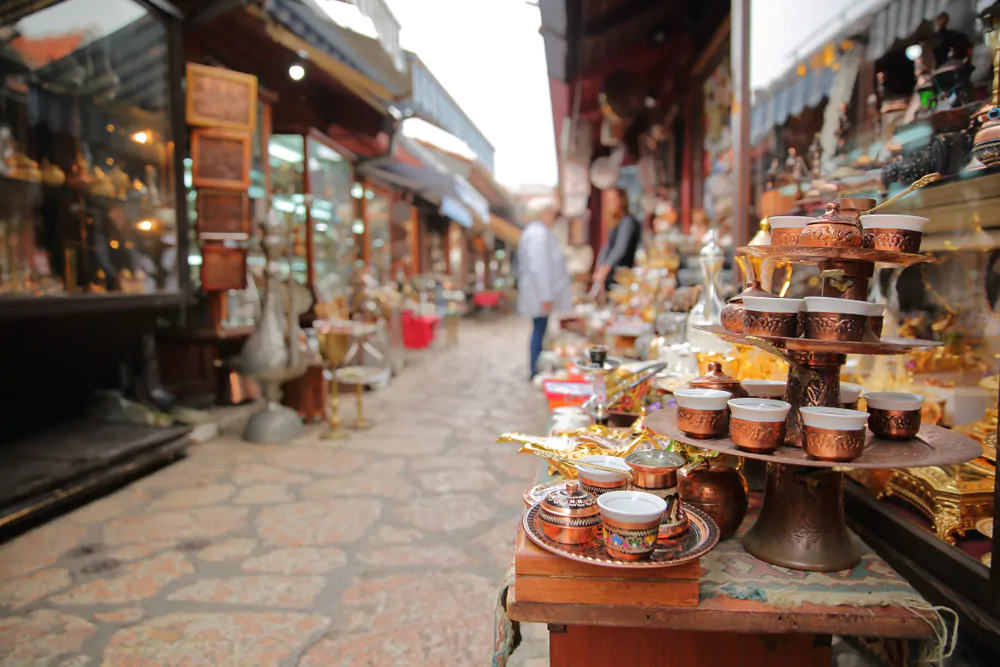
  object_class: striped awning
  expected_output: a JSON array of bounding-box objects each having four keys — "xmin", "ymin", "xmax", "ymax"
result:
[
  {"xmin": 751, "ymin": 66, "xmax": 838, "ymax": 144},
  {"xmin": 867, "ymin": 0, "xmax": 952, "ymax": 61}
]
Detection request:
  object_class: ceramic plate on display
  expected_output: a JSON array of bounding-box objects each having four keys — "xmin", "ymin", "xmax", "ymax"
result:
[{"xmin": 521, "ymin": 501, "xmax": 719, "ymax": 569}]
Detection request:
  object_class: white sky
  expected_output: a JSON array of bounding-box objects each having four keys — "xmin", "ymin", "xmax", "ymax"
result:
[{"xmin": 383, "ymin": 0, "xmax": 557, "ymax": 190}]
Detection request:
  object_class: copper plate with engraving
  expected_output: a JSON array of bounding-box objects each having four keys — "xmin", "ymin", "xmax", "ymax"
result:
[
  {"xmin": 694, "ymin": 324, "xmax": 940, "ymax": 356},
  {"xmin": 522, "ymin": 501, "xmax": 719, "ymax": 569},
  {"xmin": 645, "ymin": 407, "xmax": 982, "ymax": 469},
  {"xmin": 737, "ymin": 245, "xmax": 936, "ymax": 268}
]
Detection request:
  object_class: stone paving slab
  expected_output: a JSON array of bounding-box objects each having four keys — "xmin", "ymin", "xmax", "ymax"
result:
[{"xmin": 0, "ymin": 317, "xmax": 550, "ymax": 666}]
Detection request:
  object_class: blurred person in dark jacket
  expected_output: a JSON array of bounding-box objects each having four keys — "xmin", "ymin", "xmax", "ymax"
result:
[{"xmin": 593, "ymin": 187, "xmax": 641, "ymax": 292}]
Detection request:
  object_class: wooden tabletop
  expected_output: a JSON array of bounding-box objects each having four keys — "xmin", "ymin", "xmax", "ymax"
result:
[
  {"xmin": 508, "ymin": 586, "xmax": 933, "ymax": 638},
  {"xmin": 509, "ymin": 496, "xmax": 936, "ymax": 640}
]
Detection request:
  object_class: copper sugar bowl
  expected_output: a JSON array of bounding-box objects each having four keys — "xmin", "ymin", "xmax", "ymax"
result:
[
  {"xmin": 679, "ymin": 462, "xmax": 748, "ymax": 540},
  {"xmin": 689, "ymin": 362, "xmax": 748, "ymax": 398},
  {"xmin": 720, "ymin": 281, "xmax": 774, "ymax": 334},
  {"xmin": 625, "ymin": 449, "xmax": 689, "ymax": 539},
  {"xmin": 798, "ymin": 198, "xmax": 875, "ymax": 249},
  {"xmin": 538, "ymin": 480, "xmax": 601, "ymax": 545}
]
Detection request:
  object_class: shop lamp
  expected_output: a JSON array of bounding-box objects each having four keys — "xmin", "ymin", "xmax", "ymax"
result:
[
  {"xmin": 905, "ymin": 44, "xmax": 923, "ymax": 61},
  {"xmin": 137, "ymin": 219, "xmax": 155, "ymax": 232},
  {"xmin": 132, "ymin": 130, "xmax": 149, "ymax": 144},
  {"xmin": 289, "ymin": 63, "xmax": 305, "ymax": 81}
]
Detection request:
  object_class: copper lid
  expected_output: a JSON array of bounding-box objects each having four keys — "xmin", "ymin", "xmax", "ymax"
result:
[
  {"xmin": 689, "ymin": 362, "xmax": 743, "ymax": 394},
  {"xmin": 727, "ymin": 280, "xmax": 773, "ymax": 304},
  {"xmin": 541, "ymin": 481, "xmax": 599, "ymax": 519}
]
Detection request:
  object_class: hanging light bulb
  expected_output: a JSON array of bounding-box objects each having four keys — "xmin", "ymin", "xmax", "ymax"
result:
[{"xmin": 289, "ymin": 63, "xmax": 305, "ymax": 81}]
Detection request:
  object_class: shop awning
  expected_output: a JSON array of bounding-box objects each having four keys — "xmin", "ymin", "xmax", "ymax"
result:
[
  {"xmin": 751, "ymin": 63, "xmax": 838, "ymax": 145},
  {"xmin": 359, "ymin": 136, "xmax": 490, "ymax": 228},
  {"xmin": 489, "ymin": 214, "xmax": 522, "ymax": 245},
  {"xmin": 867, "ymin": 0, "xmax": 951, "ymax": 62}
]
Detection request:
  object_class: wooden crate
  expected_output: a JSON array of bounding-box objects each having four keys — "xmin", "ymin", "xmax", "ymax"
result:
[{"xmin": 514, "ymin": 528, "xmax": 700, "ymax": 607}]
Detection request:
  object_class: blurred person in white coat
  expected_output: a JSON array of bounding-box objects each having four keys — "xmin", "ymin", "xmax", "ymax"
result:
[{"xmin": 516, "ymin": 200, "xmax": 571, "ymax": 380}]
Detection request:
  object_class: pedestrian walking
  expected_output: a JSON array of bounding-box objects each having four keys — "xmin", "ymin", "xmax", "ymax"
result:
[{"xmin": 516, "ymin": 200, "xmax": 571, "ymax": 380}]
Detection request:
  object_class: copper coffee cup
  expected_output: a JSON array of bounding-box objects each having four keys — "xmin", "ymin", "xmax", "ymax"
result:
[
  {"xmin": 864, "ymin": 392, "xmax": 924, "ymax": 440},
  {"xmin": 800, "ymin": 407, "xmax": 870, "ymax": 462},
  {"xmin": 674, "ymin": 389, "xmax": 731, "ymax": 439},
  {"xmin": 803, "ymin": 297, "xmax": 870, "ymax": 342},
  {"xmin": 741, "ymin": 297, "xmax": 803, "ymax": 338},
  {"xmin": 625, "ymin": 450, "xmax": 688, "ymax": 539}
]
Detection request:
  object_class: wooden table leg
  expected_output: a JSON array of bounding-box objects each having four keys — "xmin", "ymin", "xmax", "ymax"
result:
[{"xmin": 549, "ymin": 625, "xmax": 831, "ymax": 667}]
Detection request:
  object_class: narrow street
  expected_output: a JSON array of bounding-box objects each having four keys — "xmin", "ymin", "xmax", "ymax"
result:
[{"xmin": 0, "ymin": 317, "xmax": 549, "ymax": 667}]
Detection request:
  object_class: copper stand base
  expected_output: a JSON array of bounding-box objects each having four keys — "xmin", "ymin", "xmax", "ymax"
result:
[{"xmin": 742, "ymin": 463, "xmax": 860, "ymax": 571}]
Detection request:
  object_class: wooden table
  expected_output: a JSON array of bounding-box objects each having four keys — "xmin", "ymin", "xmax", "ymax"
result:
[{"xmin": 508, "ymin": 500, "xmax": 936, "ymax": 667}]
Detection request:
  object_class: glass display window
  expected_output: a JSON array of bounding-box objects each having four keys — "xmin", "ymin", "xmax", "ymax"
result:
[
  {"xmin": 364, "ymin": 185, "xmax": 391, "ymax": 283},
  {"xmin": 268, "ymin": 133, "xmax": 307, "ymax": 285},
  {"xmin": 308, "ymin": 135, "xmax": 355, "ymax": 291},
  {"xmin": 0, "ymin": 0, "xmax": 176, "ymax": 297}
]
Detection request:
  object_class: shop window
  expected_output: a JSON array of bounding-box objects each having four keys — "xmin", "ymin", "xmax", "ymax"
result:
[
  {"xmin": 308, "ymin": 136, "xmax": 355, "ymax": 291},
  {"xmin": 365, "ymin": 188, "xmax": 391, "ymax": 283},
  {"xmin": 0, "ymin": 0, "xmax": 176, "ymax": 297}
]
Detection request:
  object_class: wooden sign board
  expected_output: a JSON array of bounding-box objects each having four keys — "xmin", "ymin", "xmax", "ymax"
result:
[
  {"xmin": 200, "ymin": 244, "xmax": 247, "ymax": 292},
  {"xmin": 191, "ymin": 129, "xmax": 251, "ymax": 190},
  {"xmin": 186, "ymin": 63, "xmax": 257, "ymax": 131},
  {"xmin": 197, "ymin": 190, "xmax": 250, "ymax": 240}
]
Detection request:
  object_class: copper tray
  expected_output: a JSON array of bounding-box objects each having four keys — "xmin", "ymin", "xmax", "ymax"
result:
[
  {"xmin": 522, "ymin": 501, "xmax": 719, "ymax": 569},
  {"xmin": 645, "ymin": 407, "xmax": 982, "ymax": 470},
  {"xmin": 737, "ymin": 245, "xmax": 936, "ymax": 268},
  {"xmin": 694, "ymin": 324, "xmax": 941, "ymax": 356}
]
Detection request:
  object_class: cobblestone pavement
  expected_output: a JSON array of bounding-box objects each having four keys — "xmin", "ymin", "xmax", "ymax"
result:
[{"xmin": 0, "ymin": 317, "xmax": 550, "ymax": 667}]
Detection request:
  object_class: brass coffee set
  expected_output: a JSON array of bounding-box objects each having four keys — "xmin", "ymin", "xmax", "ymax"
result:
[
  {"xmin": 316, "ymin": 322, "xmax": 384, "ymax": 439},
  {"xmin": 644, "ymin": 194, "xmax": 983, "ymax": 572}
]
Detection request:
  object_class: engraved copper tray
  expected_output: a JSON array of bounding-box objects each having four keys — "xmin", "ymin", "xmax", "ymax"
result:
[
  {"xmin": 737, "ymin": 245, "xmax": 937, "ymax": 268},
  {"xmin": 694, "ymin": 325, "xmax": 941, "ymax": 356},
  {"xmin": 521, "ymin": 501, "xmax": 719, "ymax": 569},
  {"xmin": 645, "ymin": 407, "xmax": 982, "ymax": 470}
]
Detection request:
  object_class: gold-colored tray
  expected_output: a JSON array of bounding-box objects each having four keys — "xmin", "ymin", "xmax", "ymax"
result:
[
  {"xmin": 695, "ymin": 324, "xmax": 941, "ymax": 356},
  {"xmin": 737, "ymin": 245, "xmax": 937, "ymax": 268},
  {"xmin": 522, "ymin": 501, "xmax": 719, "ymax": 569},
  {"xmin": 977, "ymin": 517, "xmax": 994, "ymax": 539},
  {"xmin": 645, "ymin": 407, "xmax": 983, "ymax": 470}
]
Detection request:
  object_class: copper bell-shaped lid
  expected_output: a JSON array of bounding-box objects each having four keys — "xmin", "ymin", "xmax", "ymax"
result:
[
  {"xmin": 689, "ymin": 362, "xmax": 747, "ymax": 397},
  {"xmin": 541, "ymin": 480, "xmax": 600, "ymax": 519},
  {"xmin": 726, "ymin": 280, "xmax": 773, "ymax": 304}
]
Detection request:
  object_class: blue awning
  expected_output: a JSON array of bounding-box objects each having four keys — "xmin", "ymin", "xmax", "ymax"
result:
[
  {"xmin": 440, "ymin": 196, "xmax": 474, "ymax": 228},
  {"xmin": 867, "ymin": 0, "xmax": 951, "ymax": 61},
  {"xmin": 750, "ymin": 65, "xmax": 839, "ymax": 145}
]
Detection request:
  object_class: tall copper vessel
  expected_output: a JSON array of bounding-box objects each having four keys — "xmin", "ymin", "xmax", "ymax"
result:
[{"xmin": 679, "ymin": 463, "xmax": 748, "ymax": 540}]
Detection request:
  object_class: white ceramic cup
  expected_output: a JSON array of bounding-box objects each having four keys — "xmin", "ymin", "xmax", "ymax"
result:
[
  {"xmin": 741, "ymin": 296, "xmax": 804, "ymax": 314},
  {"xmin": 864, "ymin": 392, "xmax": 925, "ymax": 411},
  {"xmin": 800, "ymin": 406, "xmax": 869, "ymax": 431},
  {"xmin": 865, "ymin": 302, "xmax": 887, "ymax": 317},
  {"xmin": 576, "ymin": 455, "xmax": 631, "ymax": 484},
  {"xmin": 769, "ymin": 216, "xmax": 815, "ymax": 230},
  {"xmin": 803, "ymin": 296, "xmax": 871, "ymax": 315},
  {"xmin": 741, "ymin": 380, "xmax": 786, "ymax": 398},
  {"xmin": 840, "ymin": 382, "xmax": 863, "ymax": 405},
  {"xmin": 728, "ymin": 398, "xmax": 791, "ymax": 422},
  {"xmin": 860, "ymin": 214, "xmax": 929, "ymax": 232},
  {"xmin": 597, "ymin": 490, "xmax": 667, "ymax": 524},
  {"xmin": 673, "ymin": 388, "xmax": 732, "ymax": 411}
]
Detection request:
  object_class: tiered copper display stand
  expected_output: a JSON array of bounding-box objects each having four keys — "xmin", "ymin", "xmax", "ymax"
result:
[{"xmin": 645, "ymin": 246, "xmax": 983, "ymax": 572}]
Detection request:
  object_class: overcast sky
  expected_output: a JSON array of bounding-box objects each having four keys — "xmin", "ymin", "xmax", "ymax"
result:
[{"xmin": 384, "ymin": 0, "xmax": 557, "ymax": 190}]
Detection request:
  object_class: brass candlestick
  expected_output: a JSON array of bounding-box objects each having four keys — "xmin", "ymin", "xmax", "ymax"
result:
[{"xmin": 322, "ymin": 372, "xmax": 347, "ymax": 440}]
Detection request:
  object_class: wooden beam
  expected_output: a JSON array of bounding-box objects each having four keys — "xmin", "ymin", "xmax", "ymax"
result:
[{"xmin": 583, "ymin": 0, "xmax": 658, "ymax": 38}]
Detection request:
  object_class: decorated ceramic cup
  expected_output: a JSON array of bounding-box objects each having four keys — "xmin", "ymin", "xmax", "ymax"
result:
[
  {"xmin": 800, "ymin": 407, "xmax": 869, "ymax": 462},
  {"xmin": 728, "ymin": 398, "xmax": 791, "ymax": 454},
  {"xmin": 840, "ymin": 382, "xmax": 863, "ymax": 410},
  {"xmin": 741, "ymin": 380, "xmax": 787, "ymax": 398},
  {"xmin": 803, "ymin": 297, "xmax": 870, "ymax": 342},
  {"xmin": 860, "ymin": 214, "xmax": 928, "ymax": 253},
  {"xmin": 768, "ymin": 216, "xmax": 815, "ymax": 245},
  {"xmin": 741, "ymin": 297, "xmax": 803, "ymax": 338},
  {"xmin": 576, "ymin": 455, "xmax": 630, "ymax": 496},
  {"xmin": 674, "ymin": 389, "xmax": 731, "ymax": 439},
  {"xmin": 865, "ymin": 392, "xmax": 924, "ymax": 440},
  {"xmin": 598, "ymin": 490, "xmax": 667, "ymax": 561}
]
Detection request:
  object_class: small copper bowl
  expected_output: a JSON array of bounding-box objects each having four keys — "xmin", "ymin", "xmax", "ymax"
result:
[
  {"xmin": 868, "ymin": 315, "xmax": 884, "ymax": 338},
  {"xmin": 727, "ymin": 398, "xmax": 790, "ymax": 454},
  {"xmin": 803, "ymin": 312, "xmax": 868, "ymax": 341},
  {"xmin": 538, "ymin": 481, "xmax": 601, "ymax": 545},
  {"xmin": 864, "ymin": 392, "xmax": 924, "ymax": 440},
  {"xmin": 800, "ymin": 407, "xmax": 869, "ymax": 462},
  {"xmin": 729, "ymin": 417, "xmax": 785, "ymax": 454},
  {"xmin": 802, "ymin": 426, "xmax": 866, "ymax": 461},
  {"xmin": 863, "ymin": 229, "xmax": 922, "ymax": 253}
]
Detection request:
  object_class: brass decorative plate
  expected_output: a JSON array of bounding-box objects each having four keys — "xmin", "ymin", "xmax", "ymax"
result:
[
  {"xmin": 645, "ymin": 407, "xmax": 983, "ymax": 470},
  {"xmin": 737, "ymin": 245, "xmax": 937, "ymax": 268},
  {"xmin": 976, "ymin": 517, "xmax": 994, "ymax": 539},
  {"xmin": 694, "ymin": 324, "xmax": 941, "ymax": 356},
  {"xmin": 521, "ymin": 501, "xmax": 719, "ymax": 569}
]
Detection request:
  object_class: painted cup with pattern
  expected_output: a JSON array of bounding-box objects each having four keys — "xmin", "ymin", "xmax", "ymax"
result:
[
  {"xmin": 597, "ymin": 490, "xmax": 666, "ymax": 561},
  {"xmin": 576, "ymin": 455, "xmax": 630, "ymax": 497}
]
